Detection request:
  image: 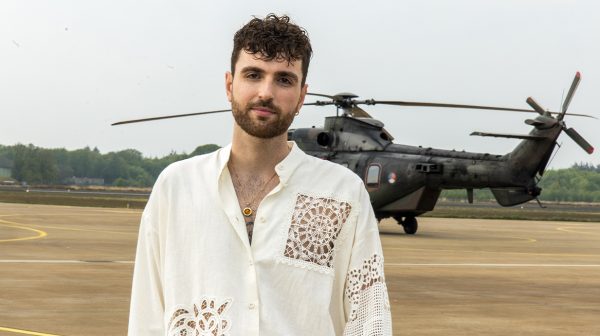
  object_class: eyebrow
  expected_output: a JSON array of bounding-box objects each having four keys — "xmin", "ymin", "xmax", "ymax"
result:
[{"xmin": 240, "ymin": 66, "xmax": 299, "ymax": 83}]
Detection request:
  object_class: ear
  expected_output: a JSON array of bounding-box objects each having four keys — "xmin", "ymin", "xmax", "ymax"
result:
[
  {"xmin": 225, "ymin": 71, "xmax": 233, "ymax": 102},
  {"xmin": 296, "ymin": 83, "xmax": 308, "ymax": 112}
]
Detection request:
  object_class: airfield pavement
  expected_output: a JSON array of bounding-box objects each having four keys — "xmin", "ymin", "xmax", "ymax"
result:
[{"xmin": 0, "ymin": 202, "xmax": 599, "ymax": 336}]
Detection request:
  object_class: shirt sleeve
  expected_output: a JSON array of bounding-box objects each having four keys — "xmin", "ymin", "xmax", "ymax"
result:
[
  {"xmin": 128, "ymin": 189, "xmax": 165, "ymax": 335},
  {"xmin": 342, "ymin": 185, "xmax": 393, "ymax": 336}
]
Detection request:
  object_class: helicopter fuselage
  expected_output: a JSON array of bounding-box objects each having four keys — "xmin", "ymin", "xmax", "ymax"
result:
[{"xmin": 289, "ymin": 114, "xmax": 563, "ymax": 231}]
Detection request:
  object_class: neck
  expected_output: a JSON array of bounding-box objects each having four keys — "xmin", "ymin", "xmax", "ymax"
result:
[{"xmin": 229, "ymin": 126, "xmax": 290, "ymax": 175}]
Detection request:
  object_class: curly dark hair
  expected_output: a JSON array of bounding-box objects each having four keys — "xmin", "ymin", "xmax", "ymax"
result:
[{"xmin": 231, "ymin": 14, "xmax": 312, "ymax": 86}]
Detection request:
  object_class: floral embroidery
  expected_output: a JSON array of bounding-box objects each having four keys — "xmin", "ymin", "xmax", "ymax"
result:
[
  {"xmin": 283, "ymin": 194, "xmax": 352, "ymax": 268},
  {"xmin": 168, "ymin": 297, "xmax": 232, "ymax": 336},
  {"xmin": 343, "ymin": 254, "xmax": 391, "ymax": 336}
]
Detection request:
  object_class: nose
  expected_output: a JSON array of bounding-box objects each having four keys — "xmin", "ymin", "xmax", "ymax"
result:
[{"xmin": 257, "ymin": 79, "xmax": 275, "ymax": 101}]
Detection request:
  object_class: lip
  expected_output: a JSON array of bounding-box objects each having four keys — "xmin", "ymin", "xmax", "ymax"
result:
[{"xmin": 251, "ymin": 108, "xmax": 275, "ymax": 117}]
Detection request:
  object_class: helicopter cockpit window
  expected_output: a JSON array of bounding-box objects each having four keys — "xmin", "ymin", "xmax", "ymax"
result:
[{"xmin": 366, "ymin": 164, "xmax": 381, "ymax": 187}]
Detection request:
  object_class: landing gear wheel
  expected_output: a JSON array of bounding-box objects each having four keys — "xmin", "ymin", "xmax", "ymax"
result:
[{"xmin": 402, "ymin": 216, "xmax": 418, "ymax": 235}]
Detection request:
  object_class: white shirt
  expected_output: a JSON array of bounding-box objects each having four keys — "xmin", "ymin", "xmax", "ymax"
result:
[{"xmin": 128, "ymin": 142, "xmax": 392, "ymax": 336}]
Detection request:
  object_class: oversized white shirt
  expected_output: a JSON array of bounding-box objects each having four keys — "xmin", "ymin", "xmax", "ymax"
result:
[{"xmin": 128, "ymin": 142, "xmax": 392, "ymax": 336}]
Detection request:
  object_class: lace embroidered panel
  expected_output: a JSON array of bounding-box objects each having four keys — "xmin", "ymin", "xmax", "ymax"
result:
[
  {"xmin": 343, "ymin": 254, "xmax": 392, "ymax": 336},
  {"xmin": 283, "ymin": 194, "xmax": 352, "ymax": 268},
  {"xmin": 167, "ymin": 297, "xmax": 232, "ymax": 336}
]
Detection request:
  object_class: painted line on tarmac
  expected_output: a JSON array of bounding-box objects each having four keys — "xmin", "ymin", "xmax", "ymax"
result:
[
  {"xmin": 0, "ymin": 326, "xmax": 63, "ymax": 336},
  {"xmin": 505, "ymin": 236, "xmax": 537, "ymax": 242},
  {"xmin": 0, "ymin": 259, "xmax": 134, "ymax": 264},
  {"xmin": 27, "ymin": 223, "xmax": 135, "ymax": 235},
  {"xmin": 0, "ymin": 219, "xmax": 47, "ymax": 243},
  {"xmin": 87, "ymin": 208, "xmax": 143, "ymax": 214},
  {"xmin": 0, "ymin": 210, "xmax": 141, "ymax": 217},
  {"xmin": 0, "ymin": 213, "xmax": 136, "ymax": 235},
  {"xmin": 556, "ymin": 226, "xmax": 600, "ymax": 235},
  {"xmin": 385, "ymin": 246, "xmax": 599, "ymax": 258},
  {"xmin": 387, "ymin": 263, "xmax": 600, "ymax": 267}
]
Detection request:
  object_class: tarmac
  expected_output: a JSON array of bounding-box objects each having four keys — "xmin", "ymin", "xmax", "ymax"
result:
[{"xmin": 0, "ymin": 202, "xmax": 599, "ymax": 335}]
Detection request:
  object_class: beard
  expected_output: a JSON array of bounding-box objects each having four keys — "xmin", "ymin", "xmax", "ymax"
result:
[{"xmin": 231, "ymin": 96, "xmax": 296, "ymax": 139}]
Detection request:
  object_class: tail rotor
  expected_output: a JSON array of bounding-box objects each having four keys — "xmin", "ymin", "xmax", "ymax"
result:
[
  {"xmin": 559, "ymin": 72, "xmax": 581, "ymax": 121},
  {"xmin": 525, "ymin": 72, "xmax": 594, "ymax": 154}
]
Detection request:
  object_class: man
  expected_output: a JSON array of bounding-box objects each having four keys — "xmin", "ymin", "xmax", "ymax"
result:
[{"xmin": 129, "ymin": 14, "xmax": 392, "ymax": 335}]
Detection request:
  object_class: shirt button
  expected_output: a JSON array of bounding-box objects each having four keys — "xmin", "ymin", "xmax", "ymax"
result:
[
  {"xmin": 248, "ymin": 303, "xmax": 256, "ymax": 310},
  {"xmin": 259, "ymin": 217, "xmax": 266, "ymax": 223}
]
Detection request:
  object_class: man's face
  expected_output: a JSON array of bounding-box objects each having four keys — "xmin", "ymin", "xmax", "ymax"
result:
[{"xmin": 226, "ymin": 50, "xmax": 308, "ymax": 139}]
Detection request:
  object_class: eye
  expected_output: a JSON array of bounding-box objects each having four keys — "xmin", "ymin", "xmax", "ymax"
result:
[
  {"xmin": 277, "ymin": 76, "xmax": 294, "ymax": 86},
  {"xmin": 244, "ymin": 72, "xmax": 261, "ymax": 80}
]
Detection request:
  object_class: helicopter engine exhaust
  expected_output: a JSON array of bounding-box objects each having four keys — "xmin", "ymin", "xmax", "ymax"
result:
[{"xmin": 317, "ymin": 132, "xmax": 333, "ymax": 147}]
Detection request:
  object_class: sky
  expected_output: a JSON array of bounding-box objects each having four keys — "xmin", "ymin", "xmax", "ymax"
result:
[{"xmin": 2, "ymin": 0, "xmax": 599, "ymax": 169}]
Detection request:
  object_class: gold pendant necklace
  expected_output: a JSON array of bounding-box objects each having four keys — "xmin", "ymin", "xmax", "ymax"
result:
[
  {"xmin": 242, "ymin": 207, "xmax": 253, "ymax": 217},
  {"xmin": 229, "ymin": 163, "xmax": 278, "ymax": 217}
]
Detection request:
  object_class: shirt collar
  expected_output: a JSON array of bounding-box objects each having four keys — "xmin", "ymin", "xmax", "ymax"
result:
[
  {"xmin": 216, "ymin": 143, "xmax": 233, "ymax": 176},
  {"xmin": 215, "ymin": 141, "xmax": 305, "ymax": 186},
  {"xmin": 275, "ymin": 141, "xmax": 305, "ymax": 186}
]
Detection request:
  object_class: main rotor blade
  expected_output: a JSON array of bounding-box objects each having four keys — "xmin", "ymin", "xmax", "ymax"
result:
[
  {"xmin": 306, "ymin": 92, "xmax": 335, "ymax": 99},
  {"xmin": 364, "ymin": 100, "xmax": 596, "ymax": 118},
  {"xmin": 564, "ymin": 127, "xmax": 594, "ymax": 154},
  {"xmin": 368, "ymin": 100, "xmax": 541, "ymax": 113},
  {"xmin": 526, "ymin": 97, "xmax": 546, "ymax": 115},
  {"xmin": 111, "ymin": 109, "xmax": 231, "ymax": 126},
  {"xmin": 562, "ymin": 72, "xmax": 581, "ymax": 114},
  {"xmin": 303, "ymin": 101, "xmax": 336, "ymax": 107}
]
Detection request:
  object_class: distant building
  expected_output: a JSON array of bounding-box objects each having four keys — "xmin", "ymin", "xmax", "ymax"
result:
[
  {"xmin": 64, "ymin": 176, "xmax": 105, "ymax": 186},
  {"xmin": 0, "ymin": 157, "xmax": 13, "ymax": 178}
]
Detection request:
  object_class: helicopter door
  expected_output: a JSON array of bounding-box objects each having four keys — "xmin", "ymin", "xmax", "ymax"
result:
[{"xmin": 365, "ymin": 163, "xmax": 382, "ymax": 190}]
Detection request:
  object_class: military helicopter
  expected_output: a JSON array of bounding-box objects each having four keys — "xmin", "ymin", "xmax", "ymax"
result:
[{"xmin": 113, "ymin": 72, "xmax": 595, "ymax": 234}]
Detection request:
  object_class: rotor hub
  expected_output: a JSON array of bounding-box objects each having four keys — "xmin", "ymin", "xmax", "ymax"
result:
[{"xmin": 332, "ymin": 92, "xmax": 358, "ymax": 109}]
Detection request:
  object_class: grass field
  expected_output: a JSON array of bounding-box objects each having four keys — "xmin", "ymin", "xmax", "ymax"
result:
[
  {"xmin": 0, "ymin": 189, "xmax": 147, "ymax": 209},
  {"xmin": 1, "ymin": 188, "xmax": 599, "ymax": 222},
  {"xmin": 425, "ymin": 201, "xmax": 600, "ymax": 222}
]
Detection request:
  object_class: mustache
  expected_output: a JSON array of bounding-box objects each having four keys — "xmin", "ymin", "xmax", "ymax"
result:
[{"xmin": 246, "ymin": 99, "xmax": 281, "ymax": 114}]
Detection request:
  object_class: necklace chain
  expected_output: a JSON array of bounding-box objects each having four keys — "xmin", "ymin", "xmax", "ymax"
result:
[{"xmin": 229, "ymin": 163, "xmax": 278, "ymax": 217}]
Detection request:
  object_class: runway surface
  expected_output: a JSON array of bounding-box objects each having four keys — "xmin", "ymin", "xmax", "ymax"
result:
[{"xmin": 0, "ymin": 202, "xmax": 599, "ymax": 335}]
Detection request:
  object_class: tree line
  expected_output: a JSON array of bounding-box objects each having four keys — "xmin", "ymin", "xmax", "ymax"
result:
[
  {"xmin": 537, "ymin": 163, "xmax": 600, "ymax": 202},
  {"xmin": 0, "ymin": 144, "xmax": 220, "ymax": 187},
  {"xmin": 1, "ymin": 144, "xmax": 599, "ymax": 201}
]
